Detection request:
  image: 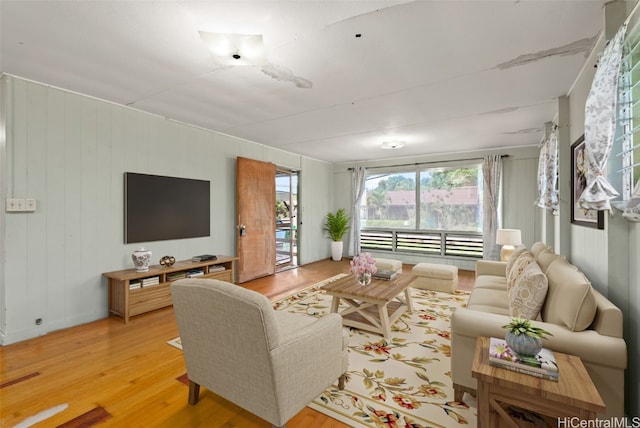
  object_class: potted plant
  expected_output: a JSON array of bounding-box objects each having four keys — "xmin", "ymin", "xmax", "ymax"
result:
[
  {"xmin": 502, "ymin": 317, "xmax": 553, "ymax": 356},
  {"xmin": 323, "ymin": 208, "xmax": 350, "ymax": 261}
]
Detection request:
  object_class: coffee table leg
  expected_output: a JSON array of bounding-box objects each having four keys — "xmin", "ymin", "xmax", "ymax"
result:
[
  {"xmin": 330, "ymin": 296, "xmax": 340, "ymax": 313},
  {"xmin": 378, "ymin": 303, "xmax": 391, "ymax": 338},
  {"xmin": 404, "ymin": 288, "xmax": 413, "ymax": 314}
]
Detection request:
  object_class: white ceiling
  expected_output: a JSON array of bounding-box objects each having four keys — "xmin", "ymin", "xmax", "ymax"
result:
[{"xmin": 0, "ymin": 0, "xmax": 605, "ymax": 163}]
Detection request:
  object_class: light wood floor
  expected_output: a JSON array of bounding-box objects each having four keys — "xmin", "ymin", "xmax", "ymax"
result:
[{"xmin": 0, "ymin": 259, "xmax": 475, "ymax": 428}]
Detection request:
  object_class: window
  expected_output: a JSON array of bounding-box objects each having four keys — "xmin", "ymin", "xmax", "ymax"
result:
[
  {"xmin": 419, "ymin": 165, "xmax": 482, "ymax": 232},
  {"xmin": 359, "ymin": 163, "xmax": 484, "ymax": 258},
  {"xmin": 361, "ymin": 172, "xmax": 417, "ymax": 229},
  {"xmin": 615, "ymin": 23, "xmax": 640, "ymax": 202}
]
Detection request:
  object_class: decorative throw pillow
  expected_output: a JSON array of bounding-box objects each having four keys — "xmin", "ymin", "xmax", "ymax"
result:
[
  {"xmin": 505, "ymin": 246, "xmax": 528, "ymax": 278},
  {"xmin": 506, "ymin": 250, "xmax": 535, "ymax": 293},
  {"xmin": 509, "ymin": 262, "xmax": 548, "ymax": 319}
]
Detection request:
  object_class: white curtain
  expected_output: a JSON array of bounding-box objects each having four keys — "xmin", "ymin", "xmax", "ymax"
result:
[
  {"xmin": 580, "ymin": 24, "xmax": 627, "ymax": 211},
  {"xmin": 482, "ymin": 155, "xmax": 502, "ymax": 260},
  {"xmin": 535, "ymin": 122, "xmax": 559, "ymax": 211},
  {"xmin": 348, "ymin": 166, "xmax": 367, "ymax": 256}
]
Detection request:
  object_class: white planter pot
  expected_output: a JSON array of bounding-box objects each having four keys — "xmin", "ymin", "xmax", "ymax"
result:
[{"xmin": 330, "ymin": 241, "xmax": 343, "ymax": 261}]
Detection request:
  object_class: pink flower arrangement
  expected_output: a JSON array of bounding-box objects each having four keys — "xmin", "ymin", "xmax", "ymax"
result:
[{"xmin": 350, "ymin": 252, "xmax": 378, "ymax": 276}]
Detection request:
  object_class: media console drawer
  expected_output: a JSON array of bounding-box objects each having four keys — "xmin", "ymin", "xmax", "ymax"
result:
[
  {"xmin": 129, "ymin": 284, "xmax": 172, "ymax": 316},
  {"xmin": 204, "ymin": 270, "xmax": 233, "ymax": 282},
  {"xmin": 103, "ymin": 256, "xmax": 238, "ymax": 323}
]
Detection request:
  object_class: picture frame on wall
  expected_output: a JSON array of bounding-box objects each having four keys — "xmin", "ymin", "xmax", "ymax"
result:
[{"xmin": 571, "ymin": 135, "xmax": 605, "ymax": 229}]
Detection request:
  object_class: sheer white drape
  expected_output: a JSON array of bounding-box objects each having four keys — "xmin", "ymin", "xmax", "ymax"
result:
[
  {"xmin": 483, "ymin": 155, "xmax": 502, "ymax": 260},
  {"xmin": 348, "ymin": 166, "xmax": 367, "ymax": 256},
  {"xmin": 581, "ymin": 24, "xmax": 627, "ymax": 211},
  {"xmin": 535, "ymin": 122, "xmax": 559, "ymax": 211}
]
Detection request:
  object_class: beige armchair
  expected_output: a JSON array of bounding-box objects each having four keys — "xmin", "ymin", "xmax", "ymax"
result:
[{"xmin": 171, "ymin": 278, "xmax": 348, "ymax": 428}]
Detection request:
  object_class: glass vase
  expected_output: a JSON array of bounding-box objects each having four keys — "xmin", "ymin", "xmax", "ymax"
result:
[{"xmin": 356, "ymin": 272, "xmax": 372, "ymax": 286}]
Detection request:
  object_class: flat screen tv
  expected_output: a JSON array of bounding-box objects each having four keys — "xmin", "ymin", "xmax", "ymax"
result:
[{"xmin": 124, "ymin": 172, "xmax": 210, "ymax": 243}]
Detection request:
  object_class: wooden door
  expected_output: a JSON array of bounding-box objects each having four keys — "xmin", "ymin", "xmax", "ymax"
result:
[{"xmin": 236, "ymin": 157, "xmax": 276, "ymax": 283}]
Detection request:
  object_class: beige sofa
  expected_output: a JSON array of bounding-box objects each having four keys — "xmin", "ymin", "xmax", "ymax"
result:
[{"xmin": 451, "ymin": 242, "xmax": 627, "ymax": 417}]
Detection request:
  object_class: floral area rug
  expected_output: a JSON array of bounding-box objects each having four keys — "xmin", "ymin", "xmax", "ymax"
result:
[
  {"xmin": 274, "ymin": 274, "xmax": 476, "ymax": 427},
  {"xmin": 168, "ymin": 274, "xmax": 476, "ymax": 427}
]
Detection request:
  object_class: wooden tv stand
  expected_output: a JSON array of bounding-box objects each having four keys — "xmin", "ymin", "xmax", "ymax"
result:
[{"xmin": 102, "ymin": 255, "xmax": 237, "ymax": 323}]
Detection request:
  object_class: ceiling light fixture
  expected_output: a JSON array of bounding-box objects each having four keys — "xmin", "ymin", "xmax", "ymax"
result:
[
  {"xmin": 199, "ymin": 31, "xmax": 267, "ymax": 66},
  {"xmin": 381, "ymin": 141, "xmax": 406, "ymax": 150}
]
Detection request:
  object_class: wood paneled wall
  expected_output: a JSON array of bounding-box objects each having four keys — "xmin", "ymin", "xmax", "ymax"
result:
[
  {"xmin": 563, "ymin": 1, "xmax": 639, "ymax": 415},
  {"xmin": 0, "ymin": 75, "xmax": 333, "ymax": 345}
]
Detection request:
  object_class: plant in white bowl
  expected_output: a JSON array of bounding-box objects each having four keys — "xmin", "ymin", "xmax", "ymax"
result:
[{"xmin": 502, "ymin": 317, "xmax": 553, "ymax": 356}]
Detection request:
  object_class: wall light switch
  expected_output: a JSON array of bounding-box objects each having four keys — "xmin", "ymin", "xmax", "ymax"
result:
[{"xmin": 25, "ymin": 199, "xmax": 37, "ymax": 212}]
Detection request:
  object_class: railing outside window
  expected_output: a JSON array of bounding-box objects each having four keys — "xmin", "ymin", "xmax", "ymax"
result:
[{"xmin": 360, "ymin": 229, "xmax": 483, "ymax": 259}]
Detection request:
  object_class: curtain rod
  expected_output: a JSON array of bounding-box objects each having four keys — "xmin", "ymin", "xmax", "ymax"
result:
[{"xmin": 347, "ymin": 154, "xmax": 509, "ymax": 171}]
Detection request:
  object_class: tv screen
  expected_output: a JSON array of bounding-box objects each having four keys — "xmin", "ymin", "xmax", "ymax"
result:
[{"xmin": 124, "ymin": 172, "xmax": 210, "ymax": 243}]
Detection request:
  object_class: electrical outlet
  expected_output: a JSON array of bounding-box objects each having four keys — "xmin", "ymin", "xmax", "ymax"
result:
[
  {"xmin": 25, "ymin": 199, "xmax": 37, "ymax": 212},
  {"xmin": 6, "ymin": 199, "xmax": 18, "ymax": 211},
  {"xmin": 6, "ymin": 198, "xmax": 25, "ymax": 212}
]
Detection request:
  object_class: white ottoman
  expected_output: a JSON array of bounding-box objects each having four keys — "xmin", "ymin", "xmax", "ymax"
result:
[
  {"xmin": 411, "ymin": 263, "xmax": 458, "ymax": 293},
  {"xmin": 374, "ymin": 258, "xmax": 403, "ymax": 273}
]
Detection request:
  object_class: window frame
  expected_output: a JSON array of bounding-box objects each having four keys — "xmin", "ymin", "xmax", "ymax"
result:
[
  {"xmin": 614, "ymin": 23, "xmax": 640, "ymax": 204},
  {"xmin": 358, "ymin": 161, "xmax": 484, "ymax": 259}
]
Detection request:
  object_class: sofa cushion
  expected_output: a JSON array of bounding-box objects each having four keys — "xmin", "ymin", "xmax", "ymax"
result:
[
  {"xmin": 506, "ymin": 250, "xmax": 535, "ymax": 292},
  {"xmin": 475, "ymin": 260, "xmax": 508, "ymax": 278},
  {"xmin": 541, "ymin": 258, "xmax": 597, "ymax": 331},
  {"xmin": 535, "ymin": 249, "xmax": 565, "ymax": 274},
  {"xmin": 530, "ymin": 241, "xmax": 550, "ymax": 258},
  {"xmin": 508, "ymin": 261, "xmax": 548, "ymax": 319}
]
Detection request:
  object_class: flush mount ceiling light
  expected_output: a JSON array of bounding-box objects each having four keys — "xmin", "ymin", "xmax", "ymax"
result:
[
  {"xmin": 198, "ymin": 31, "xmax": 267, "ymax": 66},
  {"xmin": 381, "ymin": 141, "xmax": 406, "ymax": 150}
]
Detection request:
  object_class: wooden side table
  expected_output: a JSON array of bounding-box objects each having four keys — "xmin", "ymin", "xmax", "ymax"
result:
[{"xmin": 472, "ymin": 336, "xmax": 605, "ymax": 427}]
